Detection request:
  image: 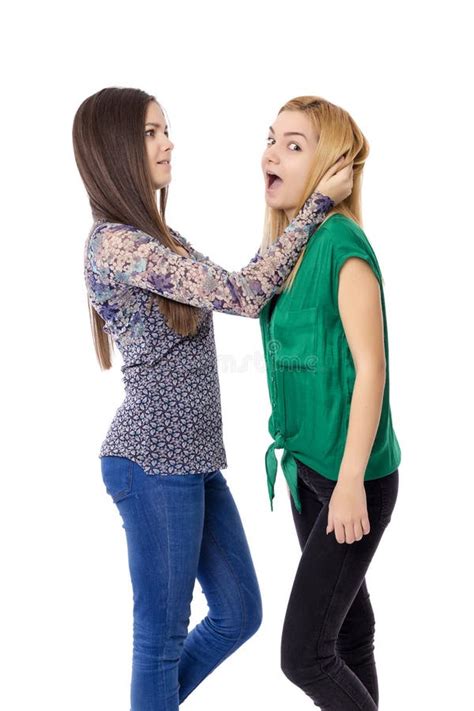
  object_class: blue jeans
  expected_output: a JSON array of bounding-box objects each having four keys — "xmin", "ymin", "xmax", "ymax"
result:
[{"xmin": 100, "ymin": 456, "xmax": 263, "ymax": 710}]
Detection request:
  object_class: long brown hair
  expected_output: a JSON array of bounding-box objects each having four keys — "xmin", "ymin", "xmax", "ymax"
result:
[
  {"xmin": 72, "ymin": 87, "xmax": 203, "ymax": 370},
  {"xmin": 261, "ymin": 96, "xmax": 369, "ymax": 290}
]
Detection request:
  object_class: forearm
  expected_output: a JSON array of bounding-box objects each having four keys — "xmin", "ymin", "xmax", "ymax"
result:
[
  {"xmin": 184, "ymin": 190, "xmax": 334, "ymax": 316},
  {"xmin": 93, "ymin": 192, "xmax": 334, "ymax": 318},
  {"xmin": 338, "ymin": 365, "xmax": 386, "ymax": 484}
]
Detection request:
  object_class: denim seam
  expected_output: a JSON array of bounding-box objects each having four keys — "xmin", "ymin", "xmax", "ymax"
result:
[
  {"xmin": 158, "ymin": 477, "xmax": 172, "ymax": 699},
  {"xmin": 179, "ymin": 521, "xmax": 249, "ymax": 703},
  {"xmin": 127, "ymin": 458, "xmax": 134, "ymax": 497},
  {"xmin": 315, "ymin": 544, "xmax": 370, "ymax": 710},
  {"xmin": 206, "ymin": 523, "xmax": 248, "ymax": 647}
]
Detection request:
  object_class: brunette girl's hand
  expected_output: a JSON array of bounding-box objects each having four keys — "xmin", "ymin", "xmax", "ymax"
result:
[
  {"xmin": 293, "ymin": 155, "xmax": 354, "ymax": 228},
  {"xmin": 316, "ymin": 155, "xmax": 354, "ymax": 205},
  {"xmin": 326, "ymin": 479, "xmax": 371, "ymax": 544}
]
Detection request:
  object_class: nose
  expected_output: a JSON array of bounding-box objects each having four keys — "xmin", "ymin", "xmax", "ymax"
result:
[{"xmin": 264, "ymin": 142, "xmax": 279, "ymax": 164}]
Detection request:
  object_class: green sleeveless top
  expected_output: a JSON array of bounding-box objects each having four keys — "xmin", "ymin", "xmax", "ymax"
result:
[{"xmin": 259, "ymin": 213, "xmax": 401, "ymax": 513}]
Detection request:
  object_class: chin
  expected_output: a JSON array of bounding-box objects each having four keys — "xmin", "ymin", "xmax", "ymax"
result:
[
  {"xmin": 154, "ymin": 179, "xmax": 171, "ymax": 190},
  {"xmin": 265, "ymin": 195, "xmax": 287, "ymax": 211}
]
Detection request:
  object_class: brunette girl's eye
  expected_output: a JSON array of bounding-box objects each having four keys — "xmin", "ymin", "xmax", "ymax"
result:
[
  {"xmin": 266, "ymin": 137, "xmax": 274, "ymax": 146},
  {"xmin": 145, "ymin": 129, "xmax": 170, "ymax": 138}
]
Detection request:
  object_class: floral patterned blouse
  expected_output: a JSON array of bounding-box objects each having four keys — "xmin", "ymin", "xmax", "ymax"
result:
[{"xmin": 84, "ymin": 191, "xmax": 334, "ymax": 476}]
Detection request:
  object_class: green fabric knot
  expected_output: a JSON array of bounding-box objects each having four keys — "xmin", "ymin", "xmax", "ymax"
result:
[{"xmin": 264, "ymin": 435, "xmax": 302, "ymax": 514}]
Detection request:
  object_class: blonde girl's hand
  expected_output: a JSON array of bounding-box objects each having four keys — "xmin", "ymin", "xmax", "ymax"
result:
[
  {"xmin": 316, "ymin": 155, "xmax": 354, "ymax": 205},
  {"xmin": 326, "ymin": 479, "xmax": 371, "ymax": 544}
]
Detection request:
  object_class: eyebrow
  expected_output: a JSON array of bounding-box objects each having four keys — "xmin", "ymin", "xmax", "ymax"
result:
[
  {"xmin": 145, "ymin": 122, "xmax": 169, "ymax": 129},
  {"xmin": 269, "ymin": 125, "xmax": 307, "ymax": 140}
]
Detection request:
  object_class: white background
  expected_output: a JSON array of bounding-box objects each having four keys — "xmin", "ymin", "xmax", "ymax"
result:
[{"xmin": 2, "ymin": 1, "xmax": 473, "ymax": 708}]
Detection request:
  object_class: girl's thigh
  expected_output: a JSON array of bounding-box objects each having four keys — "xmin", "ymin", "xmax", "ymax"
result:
[
  {"xmin": 100, "ymin": 456, "xmax": 206, "ymax": 622},
  {"xmin": 197, "ymin": 470, "xmax": 262, "ymax": 627},
  {"xmin": 282, "ymin": 467, "xmax": 399, "ymax": 656}
]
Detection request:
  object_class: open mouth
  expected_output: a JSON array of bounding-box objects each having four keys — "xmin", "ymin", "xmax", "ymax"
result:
[{"xmin": 266, "ymin": 172, "xmax": 283, "ymax": 190}]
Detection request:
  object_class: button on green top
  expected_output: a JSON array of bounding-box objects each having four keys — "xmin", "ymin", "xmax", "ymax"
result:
[{"xmin": 259, "ymin": 214, "xmax": 401, "ymax": 513}]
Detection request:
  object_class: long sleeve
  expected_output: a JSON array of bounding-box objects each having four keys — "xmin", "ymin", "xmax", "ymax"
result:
[
  {"xmin": 167, "ymin": 227, "xmax": 220, "ymax": 268},
  {"xmin": 90, "ymin": 191, "xmax": 334, "ymax": 318}
]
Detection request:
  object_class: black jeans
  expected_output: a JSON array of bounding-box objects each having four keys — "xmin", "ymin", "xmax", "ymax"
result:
[{"xmin": 281, "ymin": 459, "xmax": 399, "ymax": 710}]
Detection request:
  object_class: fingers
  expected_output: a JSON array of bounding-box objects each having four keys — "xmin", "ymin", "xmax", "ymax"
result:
[
  {"xmin": 328, "ymin": 516, "xmax": 370, "ymax": 544},
  {"xmin": 335, "ymin": 520, "xmax": 346, "ymax": 544},
  {"xmin": 352, "ymin": 520, "xmax": 362, "ymax": 541},
  {"xmin": 339, "ymin": 160, "xmax": 354, "ymax": 175},
  {"xmin": 339, "ymin": 164, "xmax": 353, "ymax": 179},
  {"xmin": 323, "ymin": 156, "xmax": 354, "ymax": 180},
  {"xmin": 326, "ymin": 512, "xmax": 334, "ymax": 534},
  {"xmin": 335, "ymin": 154, "xmax": 350, "ymax": 169},
  {"xmin": 324, "ymin": 156, "xmax": 345, "ymax": 179}
]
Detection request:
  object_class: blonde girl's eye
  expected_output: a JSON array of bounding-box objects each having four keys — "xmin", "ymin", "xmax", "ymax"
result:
[{"xmin": 265, "ymin": 137, "xmax": 301, "ymax": 151}]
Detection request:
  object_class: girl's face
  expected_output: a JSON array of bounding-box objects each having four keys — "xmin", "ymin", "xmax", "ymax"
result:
[
  {"xmin": 145, "ymin": 102, "xmax": 174, "ymax": 190},
  {"xmin": 261, "ymin": 110, "xmax": 319, "ymax": 220}
]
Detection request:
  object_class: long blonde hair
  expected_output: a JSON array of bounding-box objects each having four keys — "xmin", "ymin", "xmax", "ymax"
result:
[{"xmin": 261, "ymin": 96, "xmax": 369, "ymax": 290}]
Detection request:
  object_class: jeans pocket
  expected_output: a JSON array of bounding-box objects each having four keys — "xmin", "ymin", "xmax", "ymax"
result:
[{"xmin": 100, "ymin": 456, "xmax": 135, "ymax": 503}]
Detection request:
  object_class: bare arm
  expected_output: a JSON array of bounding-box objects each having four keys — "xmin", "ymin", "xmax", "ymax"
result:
[
  {"xmin": 337, "ymin": 257, "xmax": 386, "ymax": 483},
  {"xmin": 326, "ymin": 257, "xmax": 386, "ymax": 544}
]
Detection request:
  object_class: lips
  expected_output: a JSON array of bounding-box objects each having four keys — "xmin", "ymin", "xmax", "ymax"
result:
[
  {"xmin": 266, "ymin": 170, "xmax": 283, "ymax": 190},
  {"xmin": 157, "ymin": 160, "xmax": 171, "ymax": 165}
]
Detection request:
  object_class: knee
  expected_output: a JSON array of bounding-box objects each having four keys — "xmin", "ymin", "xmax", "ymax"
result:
[
  {"xmin": 239, "ymin": 593, "xmax": 263, "ymax": 643},
  {"xmin": 281, "ymin": 651, "xmax": 333, "ymax": 692},
  {"xmin": 281, "ymin": 655, "xmax": 312, "ymax": 689},
  {"xmin": 132, "ymin": 621, "xmax": 172, "ymax": 671},
  {"xmin": 281, "ymin": 631, "xmax": 304, "ymax": 685},
  {"xmin": 281, "ymin": 634, "xmax": 328, "ymax": 689},
  {"xmin": 208, "ymin": 586, "xmax": 263, "ymax": 650},
  {"xmin": 337, "ymin": 612, "xmax": 376, "ymax": 661},
  {"xmin": 337, "ymin": 628, "xmax": 375, "ymax": 663},
  {"xmin": 281, "ymin": 644, "xmax": 304, "ymax": 687},
  {"xmin": 281, "ymin": 623, "xmax": 296, "ymax": 680}
]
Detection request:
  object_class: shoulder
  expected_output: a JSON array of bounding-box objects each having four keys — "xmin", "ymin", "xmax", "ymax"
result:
[
  {"xmin": 311, "ymin": 214, "xmax": 383, "ymax": 288},
  {"xmin": 93, "ymin": 220, "xmax": 181, "ymax": 244},
  {"xmin": 317, "ymin": 214, "xmax": 377, "ymax": 264},
  {"xmin": 317, "ymin": 213, "xmax": 368, "ymax": 246},
  {"xmin": 167, "ymin": 225, "xmax": 185, "ymax": 242},
  {"xmin": 306, "ymin": 214, "xmax": 368, "ymax": 266},
  {"xmin": 91, "ymin": 222, "xmax": 165, "ymax": 250},
  {"xmin": 90, "ymin": 221, "xmax": 142, "ymax": 241},
  {"xmin": 88, "ymin": 223, "xmax": 167, "ymax": 274}
]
